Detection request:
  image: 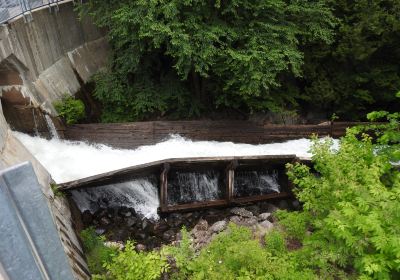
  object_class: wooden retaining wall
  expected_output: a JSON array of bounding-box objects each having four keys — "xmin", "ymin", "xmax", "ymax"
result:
[{"xmin": 63, "ymin": 121, "xmax": 363, "ymax": 149}]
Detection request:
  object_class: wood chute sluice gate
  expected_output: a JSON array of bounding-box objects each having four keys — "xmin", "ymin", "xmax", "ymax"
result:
[{"xmin": 60, "ymin": 155, "xmax": 304, "ymax": 214}]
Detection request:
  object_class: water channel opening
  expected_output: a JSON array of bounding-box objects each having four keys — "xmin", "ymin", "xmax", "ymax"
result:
[{"xmin": 0, "ymin": 56, "xmax": 57, "ymax": 137}]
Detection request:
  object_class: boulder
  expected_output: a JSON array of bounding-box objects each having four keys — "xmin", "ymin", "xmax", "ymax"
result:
[
  {"xmin": 230, "ymin": 207, "xmax": 253, "ymax": 218},
  {"xmin": 258, "ymin": 212, "xmax": 271, "ymax": 221},
  {"xmin": 209, "ymin": 220, "xmax": 227, "ymax": 233},
  {"xmin": 194, "ymin": 219, "xmax": 208, "ymax": 231},
  {"xmin": 163, "ymin": 229, "xmax": 176, "ymax": 242},
  {"xmin": 278, "ymin": 200, "xmax": 290, "ymax": 210},
  {"xmin": 135, "ymin": 244, "xmax": 147, "ymax": 252},
  {"xmin": 99, "ymin": 216, "xmax": 111, "ymax": 227}
]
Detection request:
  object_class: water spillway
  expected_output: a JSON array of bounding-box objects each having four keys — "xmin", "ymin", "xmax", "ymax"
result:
[
  {"xmin": 14, "ymin": 132, "xmax": 314, "ymax": 183},
  {"xmin": 57, "ymin": 154, "xmax": 297, "ymax": 220}
]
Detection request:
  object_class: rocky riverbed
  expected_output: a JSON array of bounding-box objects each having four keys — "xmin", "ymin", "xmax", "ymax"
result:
[{"xmin": 78, "ymin": 199, "xmax": 301, "ymax": 251}]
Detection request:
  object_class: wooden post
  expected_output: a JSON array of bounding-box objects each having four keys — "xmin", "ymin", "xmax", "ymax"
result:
[
  {"xmin": 159, "ymin": 163, "xmax": 170, "ymax": 212},
  {"xmin": 226, "ymin": 160, "xmax": 238, "ymax": 203}
]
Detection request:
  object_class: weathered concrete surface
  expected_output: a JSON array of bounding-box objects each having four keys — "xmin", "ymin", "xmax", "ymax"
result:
[
  {"xmin": 0, "ymin": 2, "xmax": 107, "ymax": 278},
  {"xmin": 0, "ymin": 1, "xmax": 109, "ymax": 115}
]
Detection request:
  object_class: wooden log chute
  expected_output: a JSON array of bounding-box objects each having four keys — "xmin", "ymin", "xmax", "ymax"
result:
[{"xmin": 60, "ymin": 155, "xmax": 299, "ymax": 212}]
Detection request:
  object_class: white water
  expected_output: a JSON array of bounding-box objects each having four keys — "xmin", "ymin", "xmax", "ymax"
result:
[
  {"xmin": 44, "ymin": 115, "xmax": 59, "ymax": 139},
  {"xmin": 71, "ymin": 177, "xmax": 159, "ymax": 220},
  {"xmin": 14, "ymin": 132, "xmax": 318, "ymax": 184},
  {"xmin": 168, "ymin": 171, "xmax": 221, "ymax": 205}
]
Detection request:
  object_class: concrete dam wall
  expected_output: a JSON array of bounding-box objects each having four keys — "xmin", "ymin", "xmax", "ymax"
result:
[
  {"xmin": 0, "ymin": 1, "xmax": 108, "ymax": 133},
  {"xmin": 0, "ymin": 2, "xmax": 109, "ymax": 279}
]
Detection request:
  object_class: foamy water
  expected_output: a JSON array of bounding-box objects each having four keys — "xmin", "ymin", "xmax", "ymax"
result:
[{"xmin": 14, "ymin": 132, "xmax": 317, "ymax": 184}]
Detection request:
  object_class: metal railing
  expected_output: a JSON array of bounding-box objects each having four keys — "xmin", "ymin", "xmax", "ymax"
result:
[{"xmin": 0, "ymin": 0, "xmax": 71, "ymax": 24}]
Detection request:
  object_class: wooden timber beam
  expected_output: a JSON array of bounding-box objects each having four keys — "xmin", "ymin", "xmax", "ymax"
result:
[{"xmin": 159, "ymin": 163, "xmax": 170, "ymax": 212}]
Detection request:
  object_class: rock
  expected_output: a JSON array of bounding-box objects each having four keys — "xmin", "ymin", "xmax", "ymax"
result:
[
  {"xmin": 100, "ymin": 216, "xmax": 111, "ymax": 226},
  {"xmin": 229, "ymin": 215, "xmax": 242, "ymax": 225},
  {"xmin": 167, "ymin": 213, "xmax": 184, "ymax": 228},
  {"xmin": 230, "ymin": 207, "xmax": 253, "ymax": 218},
  {"xmin": 194, "ymin": 219, "xmax": 208, "ymax": 231},
  {"xmin": 82, "ymin": 210, "xmax": 93, "ymax": 224},
  {"xmin": 95, "ymin": 228, "xmax": 105, "ymax": 235},
  {"xmin": 118, "ymin": 207, "xmax": 131, "ymax": 217},
  {"xmin": 126, "ymin": 216, "xmax": 138, "ymax": 227},
  {"xmin": 112, "ymin": 229, "xmax": 130, "ymax": 240},
  {"xmin": 241, "ymin": 217, "xmax": 258, "ymax": 227},
  {"xmin": 94, "ymin": 208, "xmax": 107, "ymax": 219},
  {"xmin": 292, "ymin": 200, "xmax": 301, "ymax": 210},
  {"xmin": 135, "ymin": 244, "xmax": 147, "ymax": 251},
  {"xmin": 245, "ymin": 205, "xmax": 260, "ymax": 216},
  {"xmin": 209, "ymin": 220, "xmax": 227, "ymax": 233},
  {"xmin": 163, "ymin": 229, "xmax": 175, "ymax": 242},
  {"xmin": 153, "ymin": 220, "xmax": 169, "ymax": 234},
  {"xmin": 257, "ymin": 220, "xmax": 274, "ymax": 238},
  {"xmin": 105, "ymin": 241, "xmax": 124, "ymax": 250},
  {"xmin": 278, "ymin": 200, "xmax": 290, "ymax": 210},
  {"xmin": 258, "ymin": 212, "xmax": 271, "ymax": 221},
  {"xmin": 259, "ymin": 202, "xmax": 279, "ymax": 213},
  {"xmin": 134, "ymin": 231, "xmax": 146, "ymax": 240},
  {"xmin": 259, "ymin": 220, "xmax": 274, "ymax": 231}
]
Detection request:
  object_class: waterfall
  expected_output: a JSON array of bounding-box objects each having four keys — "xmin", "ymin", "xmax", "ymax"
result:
[
  {"xmin": 44, "ymin": 114, "xmax": 59, "ymax": 139},
  {"xmin": 234, "ymin": 170, "xmax": 280, "ymax": 197},
  {"xmin": 31, "ymin": 108, "xmax": 39, "ymax": 136},
  {"xmin": 70, "ymin": 176, "xmax": 159, "ymax": 220},
  {"xmin": 167, "ymin": 171, "xmax": 221, "ymax": 205}
]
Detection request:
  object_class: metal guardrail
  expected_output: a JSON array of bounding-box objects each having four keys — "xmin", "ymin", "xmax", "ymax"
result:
[{"xmin": 0, "ymin": 0, "xmax": 71, "ymax": 24}]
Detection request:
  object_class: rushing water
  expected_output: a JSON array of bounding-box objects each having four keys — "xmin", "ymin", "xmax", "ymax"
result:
[
  {"xmin": 167, "ymin": 171, "xmax": 222, "ymax": 205},
  {"xmin": 234, "ymin": 170, "xmax": 281, "ymax": 197},
  {"xmin": 14, "ymin": 132, "xmax": 316, "ymax": 184},
  {"xmin": 70, "ymin": 176, "xmax": 159, "ymax": 220},
  {"xmin": 44, "ymin": 115, "xmax": 59, "ymax": 139}
]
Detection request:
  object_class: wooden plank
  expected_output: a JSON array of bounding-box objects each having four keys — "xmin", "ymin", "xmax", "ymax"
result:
[
  {"xmin": 161, "ymin": 199, "xmax": 228, "ymax": 212},
  {"xmin": 232, "ymin": 192, "xmax": 290, "ymax": 204},
  {"xmin": 159, "ymin": 163, "xmax": 170, "ymax": 212}
]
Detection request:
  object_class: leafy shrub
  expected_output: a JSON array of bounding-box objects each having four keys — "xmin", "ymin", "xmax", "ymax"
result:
[
  {"xmin": 285, "ymin": 110, "xmax": 400, "ymax": 279},
  {"xmin": 103, "ymin": 241, "xmax": 169, "ymax": 280},
  {"xmin": 168, "ymin": 224, "xmax": 316, "ymax": 279},
  {"xmin": 264, "ymin": 229, "xmax": 287, "ymax": 256},
  {"xmin": 80, "ymin": 227, "xmax": 117, "ymax": 275},
  {"xmin": 53, "ymin": 95, "xmax": 85, "ymax": 125},
  {"xmin": 275, "ymin": 210, "xmax": 310, "ymax": 242}
]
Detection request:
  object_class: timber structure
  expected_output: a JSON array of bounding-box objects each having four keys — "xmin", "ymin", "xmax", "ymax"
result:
[
  {"xmin": 60, "ymin": 154, "xmax": 300, "ymax": 213},
  {"xmin": 63, "ymin": 121, "xmax": 364, "ymax": 149}
]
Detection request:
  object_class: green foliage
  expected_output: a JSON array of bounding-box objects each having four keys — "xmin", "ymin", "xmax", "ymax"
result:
[
  {"xmin": 78, "ymin": 0, "xmax": 335, "ymax": 121},
  {"xmin": 53, "ymin": 95, "xmax": 85, "ymax": 125},
  {"xmin": 50, "ymin": 183, "xmax": 64, "ymax": 198},
  {"xmin": 264, "ymin": 229, "xmax": 287, "ymax": 256},
  {"xmin": 285, "ymin": 112, "xmax": 400, "ymax": 279},
  {"xmin": 80, "ymin": 227, "xmax": 117, "ymax": 275},
  {"xmin": 168, "ymin": 224, "xmax": 317, "ymax": 279},
  {"xmin": 103, "ymin": 241, "xmax": 169, "ymax": 280},
  {"xmin": 299, "ymin": 0, "xmax": 400, "ymax": 118},
  {"xmin": 275, "ymin": 210, "xmax": 310, "ymax": 242}
]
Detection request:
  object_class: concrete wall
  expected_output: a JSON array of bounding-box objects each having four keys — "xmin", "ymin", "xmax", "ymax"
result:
[
  {"xmin": 0, "ymin": 1, "xmax": 109, "ymax": 115},
  {"xmin": 0, "ymin": 2, "xmax": 109, "ymax": 278}
]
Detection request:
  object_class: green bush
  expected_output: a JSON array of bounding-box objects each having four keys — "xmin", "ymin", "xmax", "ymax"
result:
[
  {"xmin": 53, "ymin": 95, "xmax": 85, "ymax": 125},
  {"xmin": 264, "ymin": 229, "xmax": 287, "ymax": 256},
  {"xmin": 103, "ymin": 241, "xmax": 169, "ymax": 280},
  {"xmin": 168, "ymin": 224, "xmax": 316, "ymax": 279},
  {"xmin": 80, "ymin": 227, "xmax": 117, "ymax": 275},
  {"xmin": 285, "ymin": 109, "xmax": 400, "ymax": 279}
]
